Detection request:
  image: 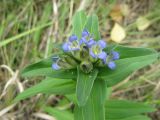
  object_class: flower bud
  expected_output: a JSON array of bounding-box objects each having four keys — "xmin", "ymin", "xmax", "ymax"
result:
[
  {"xmin": 80, "ymin": 46, "xmax": 89, "ymax": 60},
  {"xmin": 80, "ymin": 61, "xmax": 93, "ymax": 73},
  {"xmin": 64, "ymin": 55, "xmax": 78, "ymax": 67},
  {"xmin": 72, "ymin": 51, "xmax": 81, "ymax": 61},
  {"xmin": 57, "ymin": 58, "xmax": 73, "ymax": 69}
]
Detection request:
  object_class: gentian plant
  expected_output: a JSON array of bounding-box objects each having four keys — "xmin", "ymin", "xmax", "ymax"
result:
[
  {"xmin": 53, "ymin": 30, "xmax": 119, "ymax": 73},
  {"xmin": 15, "ymin": 11, "xmax": 158, "ymax": 120}
]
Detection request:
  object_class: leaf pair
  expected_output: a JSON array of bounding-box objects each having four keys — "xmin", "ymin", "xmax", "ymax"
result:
[
  {"xmin": 21, "ymin": 46, "xmax": 158, "ymax": 84},
  {"xmin": 72, "ymin": 11, "xmax": 100, "ymax": 40},
  {"xmin": 43, "ymin": 100, "xmax": 155, "ymax": 120},
  {"xmin": 17, "ymin": 45, "xmax": 158, "ymax": 102},
  {"xmin": 16, "ymin": 49, "xmax": 157, "ymax": 119}
]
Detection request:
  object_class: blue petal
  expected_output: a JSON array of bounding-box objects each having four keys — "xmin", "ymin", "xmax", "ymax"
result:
[
  {"xmin": 98, "ymin": 51, "xmax": 107, "ymax": 62},
  {"xmin": 69, "ymin": 34, "xmax": 78, "ymax": 42},
  {"xmin": 97, "ymin": 40, "xmax": 106, "ymax": 49},
  {"xmin": 86, "ymin": 39, "xmax": 96, "ymax": 48},
  {"xmin": 112, "ymin": 51, "xmax": 120, "ymax": 60},
  {"xmin": 89, "ymin": 49, "xmax": 97, "ymax": 58},
  {"xmin": 82, "ymin": 29, "xmax": 89, "ymax": 37},
  {"xmin": 62, "ymin": 42, "xmax": 70, "ymax": 52},
  {"xmin": 79, "ymin": 37, "xmax": 87, "ymax": 45},
  {"xmin": 108, "ymin": 61, "xmax": 116, "ymax": 70},
  {"xmin": 52, "ymin": 63, "xmax": 60, "ymax": 70}
]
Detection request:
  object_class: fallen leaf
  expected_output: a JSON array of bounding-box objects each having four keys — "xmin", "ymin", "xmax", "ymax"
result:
[
  {"xmin": 111, "ymin": 23, "xmax": 126, "ymax": 43},
  {"xmin": 120, "ymin": 4, "xmax": 130, "ymax": 16},
  {"xmin": 136, "ymin": 16, "xmax": 151, "ymax": 31},
  {"xmin": 110, "ymin": 5, "xmax": 123, "ymax": 23}
]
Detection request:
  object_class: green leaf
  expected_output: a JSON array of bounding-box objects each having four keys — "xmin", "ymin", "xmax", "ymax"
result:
[
  {"xmin": 85, "ymin": 14, "xmax": 101, "ymax": 40},
  {"xmin": 21, "ymin": 57, "xmax": 52, "ymax": 76},
  {"xmin": 109, "ymin": 45, "xmax": 156, "ymax": 59},
  {"xmin": 74, "ymin": 80, "xmax": 106, "ymax": 120},
  {"xmin": 117, "ymin": 115, "xmax": 151, "ymax": 120},
  {"xmin": 44, "ymin": 107, "xmax": 73, "ymax": 120},
  {"xmin": 66, "ymin": 94, "xmax": 77, "ymax": 104},
  {"xmin": 105, "ymin": 100, "xmax": 155, "ymax": 119},
  {"xmin": 21, "ymin": 57, "xmax": 77, "ymax": 79},
  {"xmin": 106, "ymin": 115, "xmax": 151, "ymax": 120},
  {"xmin": 43, "ymin": 99, "xmax": 153, "ymax": 120},
  {"xmin": 98, "ymin": 46, "xmax": 158, "ymax": 87},
  {"xmin": 14, "ymin": 78, "xmax": 75, "ymax": 102},
  {"xmin": 72, "ymin": 11, "xmax": 87, "ymax": 38},
  {"xmin": 76, "ymin": 67, "xmax": 98, "ymax": 106}
]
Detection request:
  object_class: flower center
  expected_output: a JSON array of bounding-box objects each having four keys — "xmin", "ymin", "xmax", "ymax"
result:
[
  {"xmin": 92, "ymin": 45, "xmax": 102, "ymax": 55},
  {"xmin": 70, "ymin": 41, "xmax": 79, "ymax": 50}
]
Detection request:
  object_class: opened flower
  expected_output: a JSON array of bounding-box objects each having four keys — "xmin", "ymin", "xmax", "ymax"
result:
[
  {"xmin": 89, "ymin": 40, "xmax": 107, "ymax": 60},
  {"xmin": 52, "ymin": 29, "xmax": 120, "ymax": 73},
  {"xmin": 62, "ymin": 34, "xmax": 80, "ymax": 52}
]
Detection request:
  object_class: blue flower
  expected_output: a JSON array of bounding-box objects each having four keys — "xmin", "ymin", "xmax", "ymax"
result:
[
  {"xmin": 54, "ymin": 29, "xmax": 120, "ymax": 72},
  {"xmin": 89, "ymin": 40, "xmax": 107, "ymax": 60},
  {"xmin": 112, "ymin": 51, "xmax": 120, "ymax": 60},
  {"xmin": 62, "ymin": 41, "xmax": 80, "ymax": 52},
  {"xmin": 79, "ymin": 37, "xmax": 87, "ymax": 45},
  {"xmin": 62, "ymin": 42, "xmax": 70, "ymax": 52},
  {"xmin": 82, "ymin": 29, "xmax": 89, "ymax": 37},
  {"xmin": 52, "ymin": 63, "xmax": 60, "ymax": 70},
  {"xmin": 89, "ymin": 49, "xmax": 97, "ymax": 58},
  {"xmin": 97, "ymin": 40, "xmax": 106, "ymax": 49},
  {"xmin": 86, "ymin": 39, "xmax": 96, "ymax": 48},
  {"xmin": 69, "ymin": 34, "xmax": 78, "ymax": 42},
  {"xmin": 98, "ymin": 51, "xmax": 107, "ymax": 62},
  {"xmin": 107, "ymin": 61, "xmax": 116, "ymax": 70},
  {"xmin": 69, "ymin": 41, "xmax": 80, "ymax": 51},
  {"xmin": 89, "ymin": 44, "xmax": 107, "ymax": 62}
]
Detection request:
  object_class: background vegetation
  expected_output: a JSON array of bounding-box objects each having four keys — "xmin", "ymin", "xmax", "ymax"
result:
[{"xmin": 0, "ymin": 0, "xmax": 160, "ymax": 119}]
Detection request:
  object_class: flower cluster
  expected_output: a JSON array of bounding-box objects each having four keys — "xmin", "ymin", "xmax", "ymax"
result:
[{"xmin": 52, "ymin": 29, "xmax": 120, "ymax": 73}]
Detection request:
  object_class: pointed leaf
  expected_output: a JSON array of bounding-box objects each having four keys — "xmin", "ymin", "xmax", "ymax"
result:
[
  {"xmin": 107, "ymin": 115, "xmax": 151, "ymax": 120},
  {"xmin": 44, "ymin": 107, "xmax": 73, "ymax": 120},
  {"xmin": 105, "ymin": 100, "xmax": 155, "ymax": 119},
  {"xmin": 76, "ymin": 67, "xmax": 98, "ymax": 106},
  {"xmin": 85, "ymin": 14, "xmax": 101, "ymax": 40},
  {"xmin": 74, "ymin": 80, "xmax": 106, "ymax": 120},
  {"xmin": 98, "ymin": 46, "xmax": 158, "ymax": 87},
  {"xmin": 72, "ymin": 11, "xmax": 87, "ymax": 38},
  {"xmin": 21, "ymin": 57, "xmax": 77, "ymax": 79},
  {"xmin": 14, "ymin": 78, "xmax": 75, "ymax": 102},
  {"xmin": 120, "ymin": 115, "xmax": 151, "ymax": 120}
]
